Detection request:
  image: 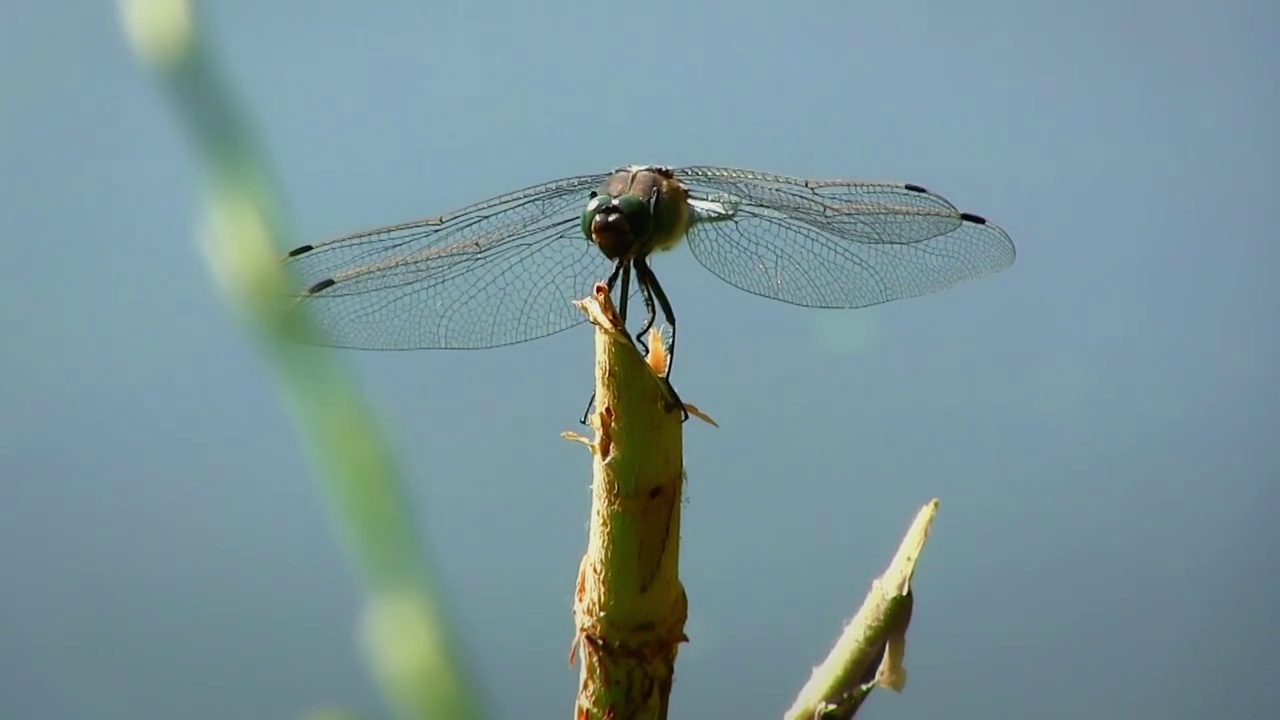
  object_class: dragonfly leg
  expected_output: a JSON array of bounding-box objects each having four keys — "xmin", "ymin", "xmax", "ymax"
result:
[
  {"xmin": 634, "ymin": 258, "xmax": 688, "ymax": 422},
  {"xmin": 604, "ymin": 259, "xmax": 624, "ymax": 298},
  {"xmin": 634, "ymin": 259, "xmax": 677, "ymax": 379},
  {"xmin": 634, "ymin": 265, "xmax": 657, "ymax": 357},
  {"xmin": 634, "ymin": 186, "xmax": 664, "ymax": 353},
  {"xmin": 617, "ymin": 262, "xmax": 633, "ymax": 325},
  {"xmin": 633, "ymin": 189, "xmax": 663, "ymax": 356}
]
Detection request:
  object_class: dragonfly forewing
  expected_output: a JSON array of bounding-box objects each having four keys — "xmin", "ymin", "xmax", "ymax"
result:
[
  {"xmin": 282, "ymin": 172, "xmax": 615, "ymax": 350},
  {"xmin": 672, "ymin": 166, "xmax": 1015, "ymax": 309}
]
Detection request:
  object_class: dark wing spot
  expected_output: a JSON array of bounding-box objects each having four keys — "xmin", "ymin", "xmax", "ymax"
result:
[
  {"xmin": 959, "ymin": 212, "xmax": 988, "ymax": 225},
  {"xmin": 307, "ymin": 278, "xmax": 337, "ymax": 294},
  {"xmin": 904, "ymin": 183, "xmax": 929, "ymax": 193},
  {"xmin": 286, "ymin": 244, "xmax": 315, "ymax": 257}
]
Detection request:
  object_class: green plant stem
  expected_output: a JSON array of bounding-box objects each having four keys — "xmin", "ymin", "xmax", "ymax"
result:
[
  {"xmin": 118, "ymin": 2, "xmax": 480, "ymax": 718},
  {"xmin": 785, "ymin": 499, "xmax": 937, "ymax": 719}
]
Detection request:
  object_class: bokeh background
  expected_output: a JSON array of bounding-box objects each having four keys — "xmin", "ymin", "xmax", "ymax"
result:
[{"xmin": 3, "ymin": 0, "xmax": 1276, "ymax": 718}]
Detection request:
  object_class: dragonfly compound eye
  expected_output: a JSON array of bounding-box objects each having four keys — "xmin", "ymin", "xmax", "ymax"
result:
[
  {"xmin": 586, "ymin": 194, "xmax": 653, "ymax": 260},
  {"xmin": 613, "ymin": 193, "xmax": 653, "ymax": 240},
  {"xmin": 580, "ymin": 194, "xmax": 609, "ymax": 240}
]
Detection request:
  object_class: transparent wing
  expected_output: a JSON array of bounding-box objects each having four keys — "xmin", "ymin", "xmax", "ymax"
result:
[
  {"xmin": 672, "ymin": 166, "xmax": 1016, "ymax": 309},
  {"xmin": 281, "ymin": 172, "xmax": 616, "ymax": 350}
]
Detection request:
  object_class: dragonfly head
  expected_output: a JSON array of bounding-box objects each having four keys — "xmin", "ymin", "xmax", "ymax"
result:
[{"xmin": 582, "ymin": 192, "xmax": 653, "ymax": 260}]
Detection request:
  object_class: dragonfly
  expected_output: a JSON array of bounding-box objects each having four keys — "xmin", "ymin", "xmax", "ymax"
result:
[{"xmin": 282, "ymin": 165, "xmax": 1016, "ymax": 417}]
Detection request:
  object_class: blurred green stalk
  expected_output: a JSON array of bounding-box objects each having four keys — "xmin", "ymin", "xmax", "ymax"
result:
[{"xmin": 118, "ymin": 1, "xmax": 481, "ymax": 718}]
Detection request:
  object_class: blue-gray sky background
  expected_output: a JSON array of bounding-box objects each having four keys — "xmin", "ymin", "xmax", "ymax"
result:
[{"xmin": 2, "ymin": 1, "xmax": 1276, "ymax": 718}]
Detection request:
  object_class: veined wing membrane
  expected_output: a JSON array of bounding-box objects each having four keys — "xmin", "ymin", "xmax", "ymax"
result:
[
  {"xmin": 673, "ymin": 166, "xmax": 1016, "ymax": 309},
  {"xmin": 282, "ymin": 172, "xmax": 615, "ymax": 350}
]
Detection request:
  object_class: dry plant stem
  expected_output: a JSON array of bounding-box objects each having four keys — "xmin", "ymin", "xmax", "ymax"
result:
[
  {"xmin": 569, "ymin": 284, "xmax": 689, "ymax": 720},
  {"xmin": 786, "ymin": 499, "xmax": 939, "ymax": 720}
]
